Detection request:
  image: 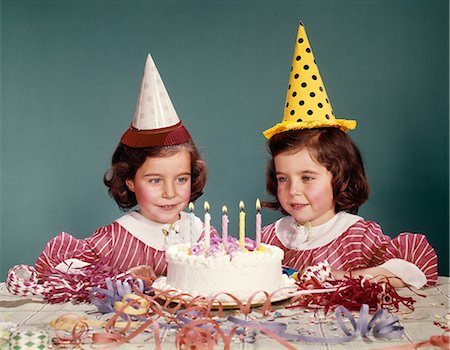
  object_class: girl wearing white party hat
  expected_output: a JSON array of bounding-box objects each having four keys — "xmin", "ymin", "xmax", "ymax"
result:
[
  {"xmin": 261, "ymin": 22, "xmax": 437, "ymax": 289},
  {"xmin": 32, "ymin": 53, "xmax": 215, "ymax": 286}
]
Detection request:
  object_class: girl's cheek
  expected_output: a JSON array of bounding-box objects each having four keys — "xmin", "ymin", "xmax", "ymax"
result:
[
  {"xmin": 175, "ymin": 182, "xmax": 191, "ymax": 201},
  {"xmin": 182, "ymin": 187, "xmax": 192, "ymax": 201}
]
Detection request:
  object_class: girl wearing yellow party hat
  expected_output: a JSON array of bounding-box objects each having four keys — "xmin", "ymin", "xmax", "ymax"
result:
[{"xmin": 261, "ymin": 22, "xmax": 437, "ymax": 288}]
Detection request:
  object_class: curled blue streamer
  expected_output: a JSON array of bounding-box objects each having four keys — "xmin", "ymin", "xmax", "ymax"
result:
[
  {"xmin": 227, "ymin": 304, "xmax": 404, "ymax": 345},
  {"xmin": 89, "ymin": 277, "xmax": 145, "ymax": 314}
]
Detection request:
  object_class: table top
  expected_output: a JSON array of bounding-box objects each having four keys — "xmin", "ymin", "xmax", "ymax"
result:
[{"xmin": 1, "ymin": 277, "xmax": 449, "ymax": 349}]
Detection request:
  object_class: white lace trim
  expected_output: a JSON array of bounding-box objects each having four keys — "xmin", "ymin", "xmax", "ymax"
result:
[
  {"xmin": 115, "ymin": 211, "xmax": 203, "ymax": 251},
  {"xmin": 275, "ymin": 211, "xmax": 362, "ymax": 250}
]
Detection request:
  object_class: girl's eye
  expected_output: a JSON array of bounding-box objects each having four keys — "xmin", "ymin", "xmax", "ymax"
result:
[
  {"xmin": 302, "ymin": 176, "xmax": 314, "ymax": 182},
  {"xmin": 149, "ymin": 178, "xmax": 162, "ymax": 184},
  {"xmin": 277, "ymin": 176, "xmax": 288, "ymax": 183},
  {"xmin": 177, "ymin": 176, "xmax": 189, "ymax": 184}
]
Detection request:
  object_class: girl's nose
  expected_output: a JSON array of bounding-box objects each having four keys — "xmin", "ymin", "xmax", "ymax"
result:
[
  {"xmin": 289, "ymin": 181, "xmax": 302, "ymax": 196},
  {"xmin": 162, "ymin": 182, "xmax": 175, "ymax": 198}
]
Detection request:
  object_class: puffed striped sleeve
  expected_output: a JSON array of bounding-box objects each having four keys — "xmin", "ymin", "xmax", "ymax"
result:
[
  {"xmin": 385, "ymin": 232, "xmax": 438, "ymax": 286},
  {"xmin": 336, "ymin": 220, "xmax": 391, "ymax": 269},
  {"xmin": 261, "ymin": 222, "xmax": 278, "ymax": 246},
  {"xmin": 34, "ymin": 225, "xmax": 113, "ymax": 275}
]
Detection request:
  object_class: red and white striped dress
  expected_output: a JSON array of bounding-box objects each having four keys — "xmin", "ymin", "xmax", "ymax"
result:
[
  {"xmin": 262, "ymin": 212, "xmax": 438, "ymax": 287},
  {"xmin": 35, "ymin": 211, "xmax": 212, "ymax": 277}
]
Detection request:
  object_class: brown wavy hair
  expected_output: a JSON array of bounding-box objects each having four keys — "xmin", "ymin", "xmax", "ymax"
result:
[
  {"xmin": 264, "ymin": 128, "xmax": 369, "ymax": 214},
  {"xmin": 104, "ymin": 140, "xmax": 207, "ymax": 210}
]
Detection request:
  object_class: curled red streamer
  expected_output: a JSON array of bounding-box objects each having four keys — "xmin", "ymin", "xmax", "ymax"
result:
[{"xmin": 52, "ymin": 314, "xmax": 89, "ymax": 347}]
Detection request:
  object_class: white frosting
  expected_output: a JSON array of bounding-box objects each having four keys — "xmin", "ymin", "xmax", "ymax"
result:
[{"xmin": 153, "ymin": 243, "xmax": 296, "ymax": 302}]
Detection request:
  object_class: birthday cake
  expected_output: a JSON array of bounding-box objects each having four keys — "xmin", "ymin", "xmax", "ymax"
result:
[{"xmin": 153, "ymin": 236, "xmax": 296, "ymax": 303}]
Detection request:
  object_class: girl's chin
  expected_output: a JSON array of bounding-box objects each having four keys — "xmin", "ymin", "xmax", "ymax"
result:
[
  {"xmin": 291, "ymin": 211, "xmax": 336, "ymax": 226},
  {"xmin": 139, "ymin": 210, "xmax": 180, "ymax": 224}
]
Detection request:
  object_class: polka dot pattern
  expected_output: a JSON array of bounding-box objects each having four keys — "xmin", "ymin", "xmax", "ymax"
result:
[
  {"xmin": 263, "ymin": 22, "xmax": 356, "ymax": 139},
  {"xmin": 283, "ymin": 23, "xmax": 334, "ymax": 124},
  {"xmin": 132, "ymin": 54, "xmax": 180, "ymax": 130}
]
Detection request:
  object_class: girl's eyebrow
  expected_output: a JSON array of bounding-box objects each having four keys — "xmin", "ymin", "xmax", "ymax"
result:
[
  {"xmin": 143, "ymin": 173, "xmax": 162, "ymax": 177},
  {"xmin": 275, "ymin": 170, "xmax": 319, "ymax": 175},
  {"xmin": 301, "ymin": 170, "xmax": 319, "ymax": 175},
  {"xmin": 143, "ymin": 171, "xmax": 191, "ymax": 177}
]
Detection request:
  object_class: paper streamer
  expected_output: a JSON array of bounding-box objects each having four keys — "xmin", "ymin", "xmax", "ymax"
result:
[{"xmin": 6, "ymin": 265, "xmax": 46, "ymax": 297}]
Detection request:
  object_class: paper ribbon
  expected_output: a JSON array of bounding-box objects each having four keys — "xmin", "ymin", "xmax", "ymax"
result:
[
  {"xmin": 228, "ymin": 304, "xmax": 404, "ymax": 345},
  {"xmin": 368, "ymin": 334, "xmax": 450, "ymax": 350},
  {"xmin": 6, "ymin": 265, "xmax": 46, "ymax": 297},
  {"xmin": 90, "ymin": 277, "xmax": 145, "ymax": 314}
]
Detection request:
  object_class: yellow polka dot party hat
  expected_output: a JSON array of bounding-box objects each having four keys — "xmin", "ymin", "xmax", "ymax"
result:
[{"xmin": 263, "ymin": 22, "xmax": 356, "ymax": 139}]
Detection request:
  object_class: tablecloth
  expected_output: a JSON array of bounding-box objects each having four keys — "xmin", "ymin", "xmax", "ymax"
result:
[{"xmin": 0, "ymin": 277, "xmax": 449, "ymax": 349}]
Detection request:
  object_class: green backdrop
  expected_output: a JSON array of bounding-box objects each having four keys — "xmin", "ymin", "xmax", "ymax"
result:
[{"xmin": 1, "ymin": 0, "xmax": 448, "ymax": 280}]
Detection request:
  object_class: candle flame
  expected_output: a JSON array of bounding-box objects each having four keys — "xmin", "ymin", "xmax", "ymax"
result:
[
  {"xmin": 239, "ymin": 200, "xmax": 245, "ymax": 211},
  {"xmin": 189, "ymin": 202, "xmax": 194, "ymax": 212},
  {"xmin": 222, "ymin": 205, "xmax": 228, "ymax": 215},
  {"xmin": 256, "ymin": 198, "xmax": 261, "ymax": 211},
  {"xmin": 204, "ymin": 201, "xmax": 210, "ymax": 212}
]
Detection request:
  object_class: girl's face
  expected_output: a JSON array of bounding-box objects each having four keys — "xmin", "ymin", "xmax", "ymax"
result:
[
  {"xmin": 126, "ymin": 148, "xmax": 192, "ymax": 224},
  {"xmin": 274, "ymin": 147, "xmax": 335, "ymax": 226}
]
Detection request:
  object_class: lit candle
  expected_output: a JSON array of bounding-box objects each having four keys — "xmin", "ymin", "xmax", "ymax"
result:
[
  {"xmin": 239, "ymin": 201, "xmax": 246, "ymax": 250},
  {"xmin": 204, "ymin": 201, "xmax": 211, "ymax": 250},
  {"xmin": 222, "ymin": 205, "xmax": 229, "ymax": 252},
  {"xmin": 189, "ymin": 202, "xmax": 195, "ymax": 247},
  {"xmin": 256, "ymin": 199, "xmax": 262, "ymax": 249}
]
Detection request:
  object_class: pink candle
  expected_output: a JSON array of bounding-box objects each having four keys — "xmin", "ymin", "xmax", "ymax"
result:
[
  {"xmin": 222, "ymin": 205, "xmax": 229, "ymax": 251},
  {"xmin": 204, "ymin": 201, "xmax": 211, "ymax": 250},
  {"xmin": 189, "ymin": 202, "xmax": 195, "ymax": 248},
  {"xmin": 256, "ymin": 199, "xmax": 262, "ymax": 248}
]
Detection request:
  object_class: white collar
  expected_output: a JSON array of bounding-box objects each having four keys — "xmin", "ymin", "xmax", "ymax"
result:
[
  {"xmin": 275, "ymin": 211, "xmax": 362, "ymax": 250},
  {"xmin": 115, "ymin": 211, "xmax": 203, "ymax": 251}
]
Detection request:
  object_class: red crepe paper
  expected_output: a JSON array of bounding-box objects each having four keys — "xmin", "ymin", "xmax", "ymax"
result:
[
  {"xmin": 289, "ymin": 275, "xmax": 419, "ymax": 314},
  {"xmin": 42, "ymin": 261, "xmax": 126, "ymax": 303}
]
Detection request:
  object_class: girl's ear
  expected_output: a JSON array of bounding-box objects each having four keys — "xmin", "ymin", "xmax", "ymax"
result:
[{"xmin": 125, "ymin": 179, "xmax": 135, "ymax": 192}]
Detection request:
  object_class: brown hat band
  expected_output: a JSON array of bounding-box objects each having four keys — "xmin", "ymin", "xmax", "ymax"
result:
[{"xmin": 120, "ymin": 121, "xmax": 191, "ymax": 148}]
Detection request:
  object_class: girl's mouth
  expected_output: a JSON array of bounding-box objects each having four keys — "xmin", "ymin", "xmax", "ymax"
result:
[
  {"xmin": 290, "ymin": 203, "xmax": 308, "ymax": 210},
  {"xmin": 159, "ymin": 204, "xmax": 177, "ymax": 211}
]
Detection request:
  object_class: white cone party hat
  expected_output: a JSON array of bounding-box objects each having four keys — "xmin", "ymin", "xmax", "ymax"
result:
[{"xmin": 121, "ymin": 53, "xmax": 191, "ymax": 147}]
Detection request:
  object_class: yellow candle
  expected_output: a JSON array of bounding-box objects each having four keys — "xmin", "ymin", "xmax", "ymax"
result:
[{"xmin": 239, "ymin": 201, "xmax": 245, "ymax": 249}]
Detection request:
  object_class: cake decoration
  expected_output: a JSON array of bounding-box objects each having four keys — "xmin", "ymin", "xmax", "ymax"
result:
[
  {"xmin": 153, "ymin": 200, "xmax": 296, "ymax": 303},
  {"xmin": 189, "ymin": 235, "xmax": 264, "ymax": 257},
  {"xmin": 154, "ymin": 239, "xmax": 295, "ymax": 303},
  {"xmin": 263, "ymin": 22, "xmax": 356, "ymax": 139}
]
